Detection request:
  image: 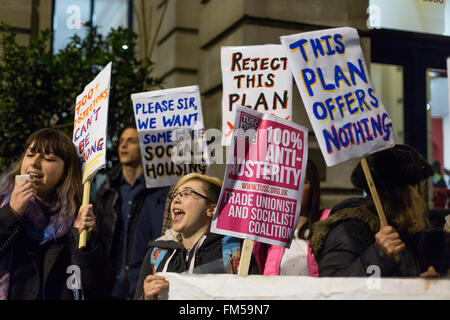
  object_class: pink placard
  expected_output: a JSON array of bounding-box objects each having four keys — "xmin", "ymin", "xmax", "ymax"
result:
[
  {"xmin": 211, "ymin": 106, "xmax": 308, "ymax": 248},
  {"xmin": 228, "ymin": 112, "xmax": 305, "ymax": 191}
]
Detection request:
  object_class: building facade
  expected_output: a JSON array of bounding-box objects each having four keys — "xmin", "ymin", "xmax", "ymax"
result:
[{"xmin": 1, "ymin": 0, "xmax": 449, "ymax": 209}]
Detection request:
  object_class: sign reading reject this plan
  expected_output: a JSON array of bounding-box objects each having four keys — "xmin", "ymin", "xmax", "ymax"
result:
[
  {"xmin": 280, "ymin": 27, "xmax": 395, "ymax": 166},
  {"xmin": 221, "ymin": 45, "xmax": 293, "ymax": 146}
]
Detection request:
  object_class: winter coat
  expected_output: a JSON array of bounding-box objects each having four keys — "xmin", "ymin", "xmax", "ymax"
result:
[
  {"xmin": 310, "ymin": 198, "xmax": 450, "ymax": 277},
  {"xmin": 0, "ymin": 204, "xmax": 112, "ymax": 300},
  {"xmin": 94, "ymin": 165, "xmax": 170, "ymax": 298},
  {"xmin": 134, "ymin": 229, "xmax": 259, "ymax": 299}
]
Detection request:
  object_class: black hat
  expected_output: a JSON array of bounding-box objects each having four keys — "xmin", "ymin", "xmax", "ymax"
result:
[{"xmin": 351, "ymin": 144, "xmax": 434, "ymax": 191}]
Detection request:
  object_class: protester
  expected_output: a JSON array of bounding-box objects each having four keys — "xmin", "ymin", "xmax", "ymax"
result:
[
  {"xmin": 433, "ymin": 160, "xmax": 447, "ymax": 189},
  {"xmin": 161, "ymin": 186, "xmax": 175, "ymax": 235},
  {"xmin": 310, "ymin": 144, "xmax": 450, "ymax": 278},
  {"xmin": 94, "ymin": 125, "xmax": 170, "ymax": 299},
  {"xmin": 431, "ymin": 160, "xmax": 449, "ymax": 209},
  {"xmin": 253, "ymin": 160, "xmax": 330, "ymax": 276},
  {"xmin": 0, "ymin": 128, "xmax": 112, "ymax": 299},
  {"xmin": 134, "ymin": 173, "xmax": 259, "ymax": 300}
]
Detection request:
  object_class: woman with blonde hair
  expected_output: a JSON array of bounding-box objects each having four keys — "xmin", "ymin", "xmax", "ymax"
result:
[
  {"xmin": 0, "ymin": 128, "xmax": 112, "ymax": 299},
  {"xmin": 134, "ymin": 173, "xmax": 258, "ymax": 300}
]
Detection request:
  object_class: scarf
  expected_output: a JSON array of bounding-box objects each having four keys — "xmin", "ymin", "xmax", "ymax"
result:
[{"xmin": 0, "ymin": 193, "xmax": 73, "ymax": 300}]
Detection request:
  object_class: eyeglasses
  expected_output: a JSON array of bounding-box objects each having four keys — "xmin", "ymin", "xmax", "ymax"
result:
[{"xmin": 170, "ymin": 188, "xmax": 211, "ymax": 203}]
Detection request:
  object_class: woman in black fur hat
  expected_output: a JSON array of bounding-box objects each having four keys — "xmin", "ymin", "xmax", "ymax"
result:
[{"xmin": 310, "ymin": 144, "xmax": 449, "ymax": 278}]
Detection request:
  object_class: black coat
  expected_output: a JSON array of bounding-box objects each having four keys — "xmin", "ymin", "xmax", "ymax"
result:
[
  {"xmin": 0, "ymin": 205, "xmax": 112, "ymax": 300},
  {"xmin": 134, "ymin": 230, "xmax": 259, "ymax": 299},
  {"xmin": 310, "ymin": 199, "xmax": 450, "ymax": 277}
]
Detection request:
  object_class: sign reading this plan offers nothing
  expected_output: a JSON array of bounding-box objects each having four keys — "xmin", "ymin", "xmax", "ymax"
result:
[
  {"xmin": 131, "ymin": 85, "xmax": 209, "ymax": 188},
  {"xmin": 73, "ymin": 62, "xmax": 112, "ymax": 184},
  {"xmin": 221, "ymin": 45, "xmax": 293, "ymax": 146},
  {"xmin": 280, "ymin": 27, "xmax": 395, "ymax": 166}
]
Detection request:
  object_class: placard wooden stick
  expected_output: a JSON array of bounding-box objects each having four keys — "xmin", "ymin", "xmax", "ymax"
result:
[
  {"xmin": 78, "ymin": 181, "xmax": 91, "ymax": 249},
  {"xmin": 237, "ymin": 238, "xmax": 254, "ymax": 276},
  {"xmin": 360, "ymin": 157, "xmax": 388, "ymax": 227}
]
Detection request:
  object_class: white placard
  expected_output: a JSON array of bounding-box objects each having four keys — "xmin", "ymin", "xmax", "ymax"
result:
[
  {"xmin": 73, "ymin": 62, "xmax": 112, "ymax": 183},
  {"xmin": 221, "ymin": 45, "xmax": 293, "ymax": 146},
  {"xmin": 280, "ymin": 27, "xmax": 395, "ymax": 166},
  {"xmin": 131, "ymin": 85, "xmax": 209, "ymax": 188}
]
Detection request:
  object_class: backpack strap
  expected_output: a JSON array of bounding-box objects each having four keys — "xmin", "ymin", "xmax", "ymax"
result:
[
  {"xmin": 222, "ymin": 236, "xmax": 242, "ymax": 274},
  {"xmin": 150, "ymin": 247, "xmax": 169, "ymax": 274}
]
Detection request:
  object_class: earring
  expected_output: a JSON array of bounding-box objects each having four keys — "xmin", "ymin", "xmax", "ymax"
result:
[{"xmin": 206, "ymin": 206, "xmax": 216, "ymax": 217}]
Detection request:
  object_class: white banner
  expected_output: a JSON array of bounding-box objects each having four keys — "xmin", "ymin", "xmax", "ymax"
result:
[
  {"xmin": 131, "ymin": 85, "xmax": 209, "ymax": 188},
  {"xmin": 221, "ymin": 45, "xmax": 293, "ymax": 146},
  {"xmin": 280, "ymin": 27, "xmax": 395, "ymax": 166},
  {"xmin": 73, "ymin": 62, "xmax": 112, "ymax": 184},
  {"xmin": 159, "ymin": 273, "xmax": 450, "ymax": 300}
]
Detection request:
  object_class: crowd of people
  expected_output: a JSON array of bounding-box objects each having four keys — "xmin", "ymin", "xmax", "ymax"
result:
[{"xmin": 0, "ymin": 127, "xmax": 448, "ymax": 300}]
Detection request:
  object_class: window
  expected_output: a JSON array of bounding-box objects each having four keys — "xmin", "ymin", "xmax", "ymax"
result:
[
  {"xmin": 368, "ymin": 0, "xmax": 450, "ymax": 37},
  {"xmin": 52, "ymin": 0, "xmax": 131, "ymax": 53},
  {"xmin": 427, "ymin": 68, "xmax": 450, "ymax": 208},
  {"xmin": 370, "ymin": 63, "xmax": 404, "ymax": 144}
]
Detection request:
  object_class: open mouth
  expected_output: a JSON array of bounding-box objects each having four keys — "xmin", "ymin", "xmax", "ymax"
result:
[
  {"xmin": 28, "ymin": 172, "xmax": 43, "ymax": 182},
  {"xmin": 172, "ymin": 208, "xmax": 185, "ymax": 223}
]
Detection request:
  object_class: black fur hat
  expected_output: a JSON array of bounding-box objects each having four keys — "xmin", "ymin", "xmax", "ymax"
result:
[{"xmin": 351, "ymin": 144, "xmax": 434, "ymax": 191}]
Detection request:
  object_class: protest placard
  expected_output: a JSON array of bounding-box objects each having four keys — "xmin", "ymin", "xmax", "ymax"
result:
[
  {"xmin": 73, "ymin": 62, "xmax": 112, "ymax": 184},
  {"xmin": 211, "ymin": 106, "xmax": 308, "ymax": 249},
  {"xmin": 131, "ymin": 85, "xmax": 209, "ymax": 188},
  {"xmin": 280, "ymin": 27, "xmax": 395, "ymax": 167},
  {"xmin": 73, "ymin": 61, "xmax": 112, "ymax": 248},
  {"xmin": 221, "ymin": 45, "xmax": 293, "ymax": 145}
]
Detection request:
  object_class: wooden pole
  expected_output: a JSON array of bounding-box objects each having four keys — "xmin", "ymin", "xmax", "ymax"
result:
[
  {"xmin": 361, "ymin": 157, "xmax": 402, "ymax": 262},
  {"xmin": 360, "ymin": 157, "xmax": 388, "ymax": 227},
  {"xmin": 78, "ymin": 181, "xmax": 91, "ymax": 249},
  {"xmin": 238, "ymin": 238, "xmax": 254, "ymax": 276}
]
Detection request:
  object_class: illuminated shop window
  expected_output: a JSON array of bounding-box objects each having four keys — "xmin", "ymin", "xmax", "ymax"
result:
[{"xmin": 368, "ymin": 0, "xmax": 450, "ymax": 36}]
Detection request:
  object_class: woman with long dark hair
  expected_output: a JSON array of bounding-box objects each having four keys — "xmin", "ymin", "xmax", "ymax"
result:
[
  {"xmin": 0, "ymin": 128, "xmax": 112, "ymax": 299},
  {"xmin": 310, "ymin": 144, "xmax": 449, "ymax": 278}
]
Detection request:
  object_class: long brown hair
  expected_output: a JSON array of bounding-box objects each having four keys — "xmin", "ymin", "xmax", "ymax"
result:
[
  {"xmin": 0, "ymin": 128, "xmax": 82, "ymax": 221},
  {"xmin": 297, "ymin": 160, "xmax": 321, "ymax": 240},
  {"xmin": 379, "ymin": 180, "xmax": 430, "ymax": 234}
]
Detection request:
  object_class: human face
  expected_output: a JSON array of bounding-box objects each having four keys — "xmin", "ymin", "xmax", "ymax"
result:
[
  {"xmin": 20, "ymin": 142, "xmax": 65, "ymax": 201},
  {"xmin": 118, "ymin": 128, "xmax": 141, "ymax": 166},
  {"xmin": 170, "ymin": 180, "xmax": 215, "ymax": 237}
]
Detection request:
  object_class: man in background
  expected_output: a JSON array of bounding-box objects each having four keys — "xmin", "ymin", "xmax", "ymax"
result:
[{"xmin": 94, "ymin": 125, "xmax": 170, "ymax": 299}]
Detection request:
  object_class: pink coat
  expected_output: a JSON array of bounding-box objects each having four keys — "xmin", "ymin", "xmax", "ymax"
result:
[{"xmin": 253, "ymin": 209, "xmax": 330, "ymax": 276}]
